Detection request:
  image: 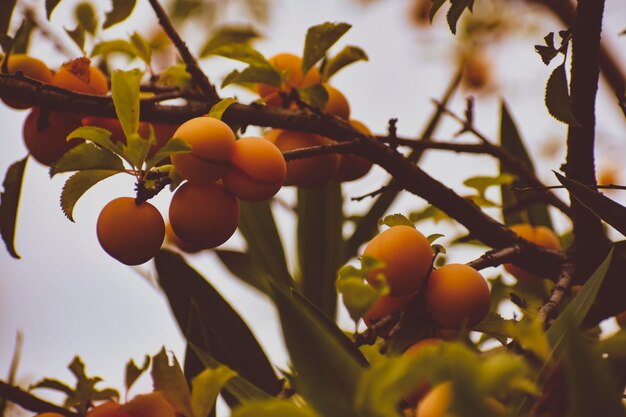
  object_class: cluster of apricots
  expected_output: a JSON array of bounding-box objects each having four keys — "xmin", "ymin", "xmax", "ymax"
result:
[
  {"xmin": 97, "ymin": 116, "xmax": 287, "ymax": 265},
  {"xmin": 256, "ymin": 53, "xmax": 374, "ymax": 187}
]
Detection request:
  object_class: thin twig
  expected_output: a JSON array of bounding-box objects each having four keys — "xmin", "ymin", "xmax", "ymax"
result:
[
  {"xmin": 351, "ymin": 185, "xmax": 399, "ymax": 202},
  {"xmin": 537, "ymin": 260, "xmax": 575, "ymax": 325},
  {"xmin": 0, "ymin": 381, "xmax": 78, "ymax": 417},
  {"xmin": 467, "ymin": 245, "xmax": 523, "ymax": 271},
  {"xmin": 282, "ymin": 141, "xmax": 358, "ymax": 161}
]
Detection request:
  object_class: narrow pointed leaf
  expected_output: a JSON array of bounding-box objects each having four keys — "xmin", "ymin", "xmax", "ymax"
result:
[
  {"xmin": 65, "ymin": 24, "xmax": 85, "ymax": 52},
  {"xmin": 221, "ymin": 66, "xmax": 281, "ymax": 88},
  {"xmin": 45, "ymin": 0, "xmax": 60, "ymax": 20},
  {"xmin": 75, "ymin": 2, "xmax": 97, "ymax": 34},
  {"xmin": 152, "ymin": 348, "xmax": 194, "ymax": 417},
  {"xmin": 322, "ymin": 45, "xmax": 368, "ymax": 81},
  {"xmin": 103, "ymin": 0, "xmax": 137, "ymax": 29},
  {"xmin": 190, "ymin": 366, "xmax": 237, "ymax": 417},
  {"xmin": 215, "ymin": 250, "xmax": 270, "ymax": 294},
  {"xmin": 130, "ymin": 32, "xmax": 152, "ymax": 66},
  {"xmin": 447, "ymin": 0, "xmax": 474, "ymax": 34},
  {"xmin": 0, "ymin": 157, "xmax": 27, "ymax": 258},
  {"xmin": 429, "ymin": 0, "xmax": 447, "ymax": 22},
  {"xmin": 145, "ymin": 138, "xmax": 191, "ymax": 170},
  {"xmin": 302, "ymin": 22, "xmax": 351, "ymax": 75},
  {"xmin": 207, "ymin": 98, "xmax": 238, "ymax": 120},
  {"xmin": 60, "ymin": 170, "xmax": 120, "ymax": 222},
  {"xmin": 200, "ymin": 26, "xmax": 260, "ymax": 57},
  {"xmin": 545, "ymin": 63, "xmax": 580, "ymax": 126},
  {"xmin": 50, "ymin": 143, "xmax": 124, "ymax": 176},
  {"xmin": 204, "ymin": 44, "xmax": 270, "ymax": 67},
  {"xmin": 554, "ymin": 172, "xmax": 626, "ymax": 237},
  {"xmin": 12, "ymin": 14, "xmax": 36, "ymax": 54}
]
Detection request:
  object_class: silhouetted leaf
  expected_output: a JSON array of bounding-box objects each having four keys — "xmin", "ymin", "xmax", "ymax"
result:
[
  {"xmin": 45, "ymin": 0, "xmax": 60, "ymax": 20},
  {"xmin": 12, "ymin": 14, "xmax": 36, "ymax": 54},
  {"xmin": 65, "ymin": 24, "xmax": 85, "ymax": 52},
  {"xmin": 447, "ymin": 0, "xmax": 474, "ymax": 34},
  {"xmin": 60, "ymin": 170, "xmax": 120, "ymax": 222},
  {"xmin": 208, "ymin": 98, "xmax": 237, "ymax": 120},
  {"xmin": 125, "ymin": 355, "xmax": 150, "ymax": 393},
  {"xmin": 75, "ymin": 2, "xmax": 97, "ymax": 34},
  {"xmin": 322, "ymin": 45, "xmax": 368, "ymax": 81},
  {"xmin": 50, "ymin": 143, "xmax": 124, "ymax": 176},
  {"xmin": 429, "ymin": 0, "xmax": 447, "ymax": 22},
  {"xmin": 152, "ymin": 348, "xmax": 194, "ymax": 417},
  {"xmin": 545, "ymin": 63, "xmax": 580, "ymax": 126},
  {"xmin": 302, "ymin": 22, "xmax": 351, "ymax": 76},
  {"xmin": 103, "ymin": 0, "xmax": 137, "ymax": 29},
  {"xmin": 215, "ymin": 250, "xmax": 270, "ymax": 294},
  {"xmin": 200, "ymin": 26, "xmax": 260, "ymax": 57},
  {"xmin": 0, "ymin": 157, "xmax": 27, "ymax": 258}
]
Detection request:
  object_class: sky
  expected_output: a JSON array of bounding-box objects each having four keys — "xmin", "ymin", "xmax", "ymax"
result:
[{"xmin": 0, "ymin": 0, "xmax": 625, "ymax": 415}]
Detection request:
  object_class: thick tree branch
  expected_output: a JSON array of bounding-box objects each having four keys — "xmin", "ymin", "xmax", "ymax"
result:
[
  {"xmin": 467, "ymin": 246, "xmax": 523, "ymax": 271},
  {"xmin": 0, "ymin": 381, "xmax": 78, "ymax": 417}
]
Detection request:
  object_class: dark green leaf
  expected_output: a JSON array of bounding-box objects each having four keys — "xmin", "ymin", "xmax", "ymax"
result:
[
  {"xmin": 130, "ymin": 32, "xmax": 152, "ymax": 66},
  {"xmin": 0, "ymin": 157, "xmax": 27, "ymax": 259},
  {"xmin": 554, "ymin": 172, "xmax": 626, "ymax": 237},
  {"xmin": 75, "ymin": 2, "xmax": 97, "ymax": 34},
  {"xmin": 447, "ymin": 0, "xmax": 474, "ymax": 34},
  {"xmin": 50, "ymin": 143, "xmax": 124, "ymax": 176},
  {"xmin": 152, "ymin": 348, "xmax": 194, "ymax": 417},
  {"xmin": 297, "ymin": 84, "xmax": 328, "ymax": 111},
  {"xmin": 200, "ymin": 26, "xmax": 260, "ymax": 57},
  {"xmin": 145, "ymin": 138, "xmax": 190, "ymax": 170},
  {"xmin": 31, "ymin": 378, "xmax": 73, "ymax": 395},
  {"xmin": 297, "ymin": 182, "xmax": 343, "ymax": 318},
  {"xmin": 0, "ymin": 0, "xmax": 16, "ymax": 36},
  {"xmin": 429, "ymin": 0, "xmax": 447, "ymax": 22},
  {"xmin": 322, "ymin": 45, "xmax": 368, "ymax": 81},
  {"xmin": 215, "ymin": 250, "xmax": 270, "ymax": 295},
  {"xmin": 239, "ymin": 201, "xmax": 293, "ymax": 289},
  {"xmin": 221, "ymin": 66, "xmax": 281, "ymax": 89},
  {"xmin": 301, "ymin": 22, "xmax": 351, "ymax": 76},
  {"xmin": 231, "ymin": 400, "xmax": 320, "ymax": 417},
  {"xmin": 45, "ymin": 0, "xmax": 61, "ymax": 20},
  {"xmin": 378, "ymin": 213, "xmax": 414, "ymax": 228},
  {"xmin": 91, "ymin": 39, "xmax": 137, "ymax": 59},
  {"xmin": 65, "ymin": 24, "xmax": 85, "ymax": 52},
  {"xmin": 203, "ymin": 44, "xmax": 270, "ymax": 67},
  {"xmin": 12, "ymin": 15, "xmax": 36, "ymax": 54},
  {"xmin": 545, "ymin": 63, "xmax": 580, "ymax": 126},
  {"xmin": 60, "ymin": 170, "xmax": 120, "ymax": 222},
  {"xmin": 535, "ymin": 46, "xmax": 559, "ymax": 66},
  {"xmin": 103, "ymin": 0, "xmax": 137, "ymax": 29},
  {"xmin": 154, "ymin": 250, "xmax": 282, "ymax": 398},
  {"xmin": 111, "ymin": 69, "xmax": 142, "ymax": 143},
  {"xmin": 125, "ymin": 355, "xmax": 150, "ymax": 393},
  {"xmin": 207, "ymin": 98, "xmax": 237, "ymax": 120},
  {"xmin": 464, "ymin": 174, "xmax": 516, "ymax": 200},
  {"xmin": 190, "ymin": 366, "xmax": 236, "ymax": 417}
]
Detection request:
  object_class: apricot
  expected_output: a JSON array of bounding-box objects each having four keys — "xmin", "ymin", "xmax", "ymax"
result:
[
  {"xmin": 416, "ymin": 382, "xmax": 506, "ymax": 417},
  {"xmin": 23, "ymin": 108, "xmax": 83, "ymax": 166},
  {"xmin": 2, "ymin": 54, "xmax": 53, "ymax": 109},
  {"xmin": 34, "ymin": 413, "xmax": 67, "ymax": 417},
  {"xmin": 96, "ymin": 197, "xmax": 165, "ymax": 265},
  {"xmin": 86, "ymin": 402, "xmax": 130, "ymax": 417},
  {"xmin": 170, "ymin": 117, "xmax": 236, "ymax": 184},
  {"xmin": 424, "ymin": 264, "xmax": 491, "ymax": 329},
  {"xmin": 323, "ymin": 84, "xmax": 350, "ymax": 119},
  {"xmin": 165, "ymin": 222, "xmax": 202, "ymax": 254},
  {"xmin": 51, "ymin": 57, "xmax": 108, "ymax": 95},
  {"xmin": 362, "ymin": 293, "xmax": 414, "ymax": 328},
  {"xmin": 223, "ymin": 137, "xmax": 286, "ymax": 201},
  {"xmin": 616, "ymin": 311, "xmax": 626, "ymax": 329},
  {"xmin": 267, "ymin": 129, "xmax": 340, "ymax": 188},
  {"xmin": 169, "ymin": 182, "xmax": 239, "ymax": 249},
  {"xmin": 362, "ymin": 225, "xmax": 434, "ymax": 296},
  {"xmin": 335, "ymin": 119, "xmax": 373, "ymax": 182},
  {"xmin": 256, "ymin": 53, "xmax": 321, "ymax": 107},
  {"xmin": 120, "ymin": 392, "xmax": 176, "ymax": 417},
  {"xmin": 504, "ymin": 224, "xmax": 561, "ymax": 282}
]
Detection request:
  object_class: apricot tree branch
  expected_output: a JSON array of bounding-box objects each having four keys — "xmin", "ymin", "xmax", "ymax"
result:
[
  {"xmin": 146, "ymin": 0, "xmax": 219, "ymax": 103},
  {"xmin": 537, "ymin": 260, "xmax": 575, "ymax": 325},
  {"xmin": 466, "ymin": 245, "xmax": 523, "ymax": 271},
  {"xmin": 0, "ymin": 381, "xmax": 78, "ymax": 417}
]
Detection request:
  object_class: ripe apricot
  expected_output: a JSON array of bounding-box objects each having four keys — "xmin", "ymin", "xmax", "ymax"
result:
[
  {"xmin": 23, "ymin": 108, "xmax": 83, "ymax": 165},
  {"xmin": 35, "ymin": 413, "xmax": 68, "ymax": 417},
  {"xmin": 267, "ymin": 129, "xmax": 340, "ymax": 188},
  {"xmin": 362, "ymin": 225, "xmax": 434, "ymax": 296},
  {"xmin": 170, "ymin": 116, "xmax": 236, "ymax": 184},
  {"xmin": 2, "ymin": 54, "xmax": 53, "ymax": 109},
  {"xmin": 323, "ymin": 84, "xmax": 350, "ymax": 119},
  {"xmin": 223, "ymin": 137, "xmax": 286, "ymax": 201},
  {"xmin": 256, "ymin": 53, "xmax": 321, "ymax": 107},
  {"xmin": 335, "ymin": 119, "xmax": 373, "ymax": 182},
  {"xmin": 86, "ymin": 402, "xmax": 130, "ymax": 417},
  {"xmin": 362, "ymin": 293, "xmax": 414, "ymax": 328},
  {"xmin": 120, "ymin": 392, "xmax": 176, "ymax": 417},
  {"xmin": 51, "ymin": 57, "xmax": 108, "ymax": 95},
  {"xmin": 504, "ymin": 224, "xmax": 561, "ymax": 282},
  {"xmin": 96, "ymin": 197, "xmax": 165, "ymax": 265},
  {"xmin": 424, "ymin": 264, "xmax": 491, "ymax": 328},
  {"xmin": 165, "ymin": 222, "xmax": 202, "ymax": 254},
  {"xmin": 169, "ymin": 182, "xmax": 239, "ymax": 249}
]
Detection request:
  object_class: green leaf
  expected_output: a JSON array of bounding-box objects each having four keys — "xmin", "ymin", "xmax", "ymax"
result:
[
  {"xmin": 65, "ymin": 356, "xmax": 120, "ymax": 413},
  {"xmin": 50, "ymin": 143, "xmax": 124, "ymax": 176},
  {"xmin": 270, "ymin": 285, "xmax": 364, "ymax": 417},
  {"xmin": 472, "ymin": 311, "xmax": 518, "ymax": 343},
  {"xmin": 125, "ymin": 355, "xmax": 150, "ymax": 393},
  {"xmin": 189, "ymin": 344, "xmax": 272, "ymax": 404},
  {"xmin": 91, "ymin": 39, "xmax": 137, "ymax": 59},
  {"xmin": 156, "ymin": 63, "xmax": 192, "ymax": 89},
  {"xmin": 65, "ymin": 23, "xmax": 85, "ymax": 52},
  {"xmin": 596, "ymin": 330, "xmax": 626, "ymax": 360},
  {"xmin": 124, "ymin": 132, "xmax": 152, "ymax": 170},
  {"xmin": 45, "ymin": 0, "xmax": 61, "ymax": 20},
  {"xmin": 154, "ymin": 250, "xmax": 282, "ymax": 398},
  {"xmin": 31, "ymin": 378, "xmax": 73, "ymax": 395},
  {"xmin": 231, "ymin": 400, "xmax": 320, "ymax": 417},
  {"xmin": 464, "ymin": 174, "xmax": 516, "ymax": 200},
  {"xmin": 297, "ymin": 182, "xmax": 343, "ymax": 318},
  {"xmin": 427, "ymin": 233, "xmax": 445, "ymax": 244},
  {"xmin": 221, "ymin": 66, "xmax": 281, "ymax": 89},
  {"xmin": 200, "ymin": 26, "xmax": 261, "ymax": 57},
  {"xmin": 145, "ymin": 138, "xmax": 191, "ymax": 171},
  {"xmin": 204, "ymin": 44, "xmax": 270, "ymax": 67},
  {"xmin": 499, "ymin": 101, "xmax": 553, "ymax": 229},
  {"xmin": 215, "ymin": 250, "xmax": 271, "ymax": 295},
  {"xmin": 0, "ymin": 157, "xmax": 27, "ymax": 259},
  {"xmin": 152, "ymin": 348, "xmax": 194, "ymax": 417},
  {"xmin": 336, "ymin": 276, "xmax": 381, "ymax": 323},
  {"xmin": 0, "ymin": 0, "xmax": 16, "ymax": 36},
  {"xmin": 207, "ymin": 98, "xmax": 238, "ymax": 120},
  {"xmin": 75, "ymin": 2, "xmax": 97, "ymax": 34},
  {"xmin": 429, "ymin": 0, "xmax": 447, "ymax": 22},
  {"xmin": 446, "ymin": 0, "xmax": 474, "ymax": 34},
  {"xmin": 60, "ymin": 170, "xmax": 120, "ymax": 222},
  {"xmin": 322, "ymin": 45, "xmax": 368, "ymax": 81},
  {"xmin": 547, "ymin": 249, "xmax": 613, "ymax": 358},
  {"xmin": 238, "ymin": 201, "xmax": 293, "ymax": 289},
  {"xmin": 68, "ymin": 126, "xmax": 124, "ymax": 157},
  {"xmin": 554, "ymin": 172, "xmax": 626, "ymax": 237},
  {"xmin": 297, "ymin": 84, "xmax": 328, "ymax": 111},
  {"xmin": 190, "ymin": 367, "xmax": 237, "ymax": 417},
  {"xmin": 12, "ymin": 14, "xmax": 36, "ymax": 54},
  {"xmin": 545, "ymin": 63, "xmax": 580, "ymax": 126},
  {"xmin": 302, "ymin": 22, "xmax": 351, "ymax": 76},
  {"xmin": 103, "ymin": 0, "xmax": 137, "ymax": 29},
  {"xmin": 130, "ymin": 31, "xmax": 152, "ymax": 67},
  {"xmin": 111, "ymin": 69, "xmax": 142, "ymax": 143},
  {"xmin": 378, "ymin": 213, "xmax": 414, "ymax": 228}
]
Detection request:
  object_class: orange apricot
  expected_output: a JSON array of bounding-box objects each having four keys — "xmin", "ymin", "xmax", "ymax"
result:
[
  {"xmin": 170, "ymin": 116, "xmax": 236, "ymax": 184},
  {"xmin": 267, "ymin": 129, "xmax": 340, "ymax": 188},
  {"xmin": 334, "ymin": 119, "xmax": 373, "ymax": 182},
  {"xmin": 35, "ymin": 413, "xmax": 69, "ymax": 417},
  {"xmin": 504, "ymin": 224, "xmax": 561, "ymax": 281},
  {"xmin": 51, "ymin": 57, "xmax": 108, "ymax": 95},
  {"xmin": 256, "ymin": 53, "xmax": 321, "ymax": 107},
  {"xmin": 86, "ymin": 402, "xmax": 130, "ymax": 417},
  {"xmin": 424, "ymin": 264, "xmax": 491, "ymax": 329},
  {"xmin": 362, "ymin": 293, "xmax": 414, "ymax": 328},
  {"xmin": 362, "ymin": 225, "xmax": 434, "ymax": 296},
  {"xmin": 23, "ymin": 108, "xmax": 83, "ymax": 166},
  {"xmin": 120, "ymin": 392, "xmax": 176, "ymax": 417},
  {"xmin": 323, "ymin": 84, "xmax": 350, "ymax": 119},
  {"xmin": 2, "ymin": 54, "xmax": 53, "ymax": 109},
  {"xmin": 96, "ymin": 197, "xmax": 165, "ymax": 265},
  {"xmin": 165, "ymin": 222, "xmax": 202, "ymax": 254},
  {"xmin": 169, "ymin": 182, "xmax": 240, "ymax": 249},
  {"xmin": 223, "ymin": 137, "xmax": 286, "ymax": 201}
]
